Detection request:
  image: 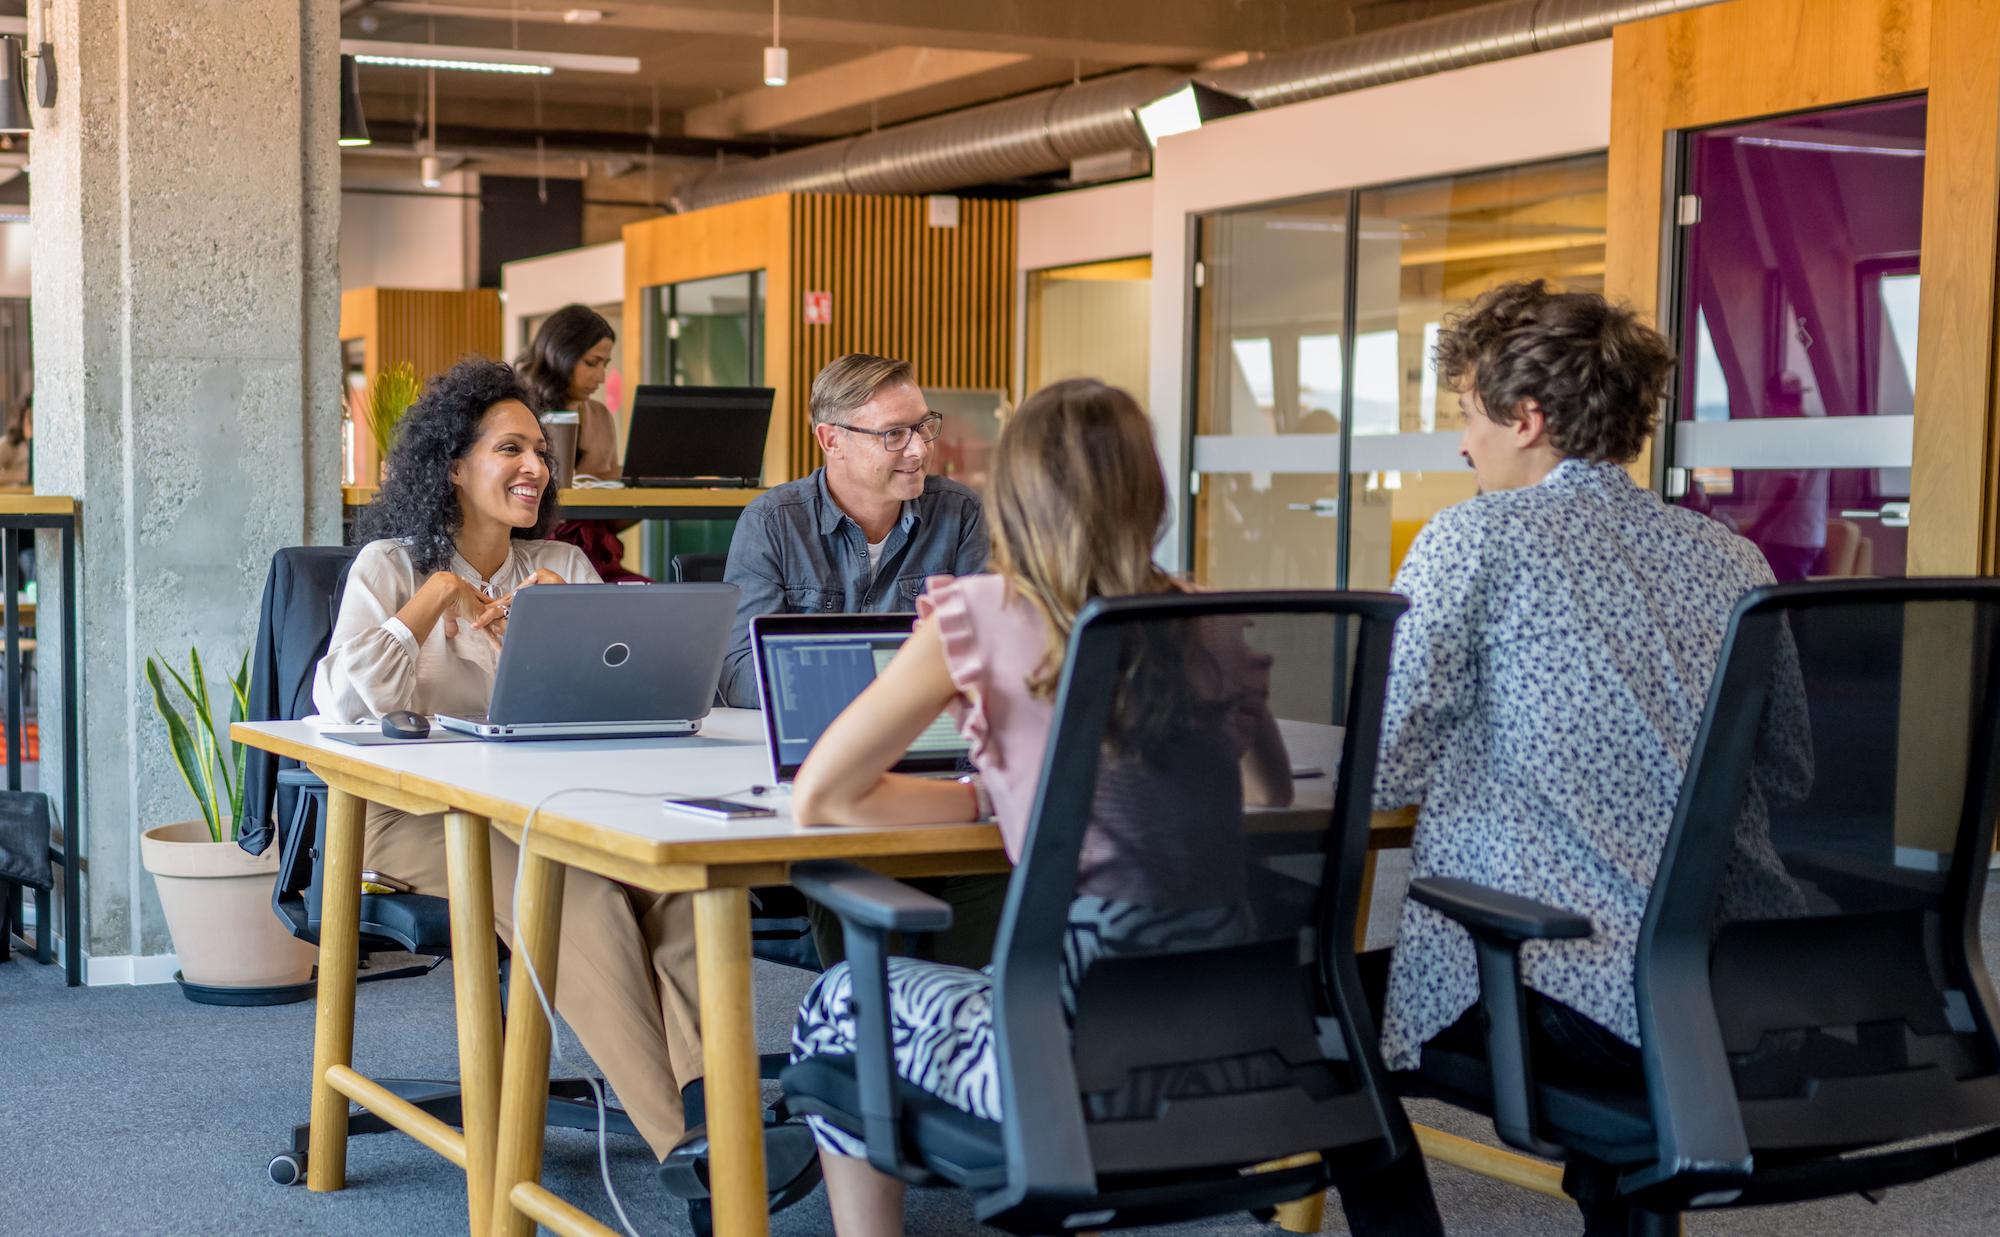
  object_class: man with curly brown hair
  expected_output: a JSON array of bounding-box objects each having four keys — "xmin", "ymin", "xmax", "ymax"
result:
[{"xmin": 1356, "ymin": 280, "xmax": 1784, "ymax": 1236}]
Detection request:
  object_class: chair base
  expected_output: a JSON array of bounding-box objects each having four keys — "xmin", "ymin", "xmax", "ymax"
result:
[{"xmin": 175, "ymin": 970, "xmax": 318, "ymax": 1007}]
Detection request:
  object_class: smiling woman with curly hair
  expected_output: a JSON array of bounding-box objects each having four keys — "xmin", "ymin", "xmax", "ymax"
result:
[{"xmin": 312, "ymin": 357, "xmax": 720, "ymax": 1167}]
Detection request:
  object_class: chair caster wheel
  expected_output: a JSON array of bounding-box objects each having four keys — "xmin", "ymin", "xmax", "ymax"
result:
[{"xmin": 269, "ymin": 1151, "xmax": 307, "ymax": 1186}]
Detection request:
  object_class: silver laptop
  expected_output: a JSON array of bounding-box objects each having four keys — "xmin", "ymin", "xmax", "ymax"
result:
[
  {"xmin": 751, "ymin": 612, "xmax": 974, "ymax": 783},
  {"xmin": 437, "ymin": 582, "xmax": 738, "ymax": 740}
]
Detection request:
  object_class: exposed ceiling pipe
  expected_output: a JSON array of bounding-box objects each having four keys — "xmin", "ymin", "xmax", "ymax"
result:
[{"xmin": 674, "ymin": 0, "xmax": 1726, "ymax": 212}]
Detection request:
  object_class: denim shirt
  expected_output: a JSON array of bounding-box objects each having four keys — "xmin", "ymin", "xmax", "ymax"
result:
[{"xmin": 719, "ymin": 468, "xmax": 988, "ymax": 707}]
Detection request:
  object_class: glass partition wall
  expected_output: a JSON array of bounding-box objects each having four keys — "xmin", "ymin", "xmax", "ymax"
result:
[
  {"xmin": 1667, "ymin": 96, "xmax": 1925, "ymax": 579},
  {"xmin": 1191, "ymin": 155, "xmax": 1607, "ymax": 587}
]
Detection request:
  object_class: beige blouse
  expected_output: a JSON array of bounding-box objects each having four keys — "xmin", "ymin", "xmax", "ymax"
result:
[
  {"xmin": 312, "ymin": 538, "xmax": 602, "ymax": 722},
  {"xmin": 572, "ymin": 397, "xmax": 620, "ymax": 482}
]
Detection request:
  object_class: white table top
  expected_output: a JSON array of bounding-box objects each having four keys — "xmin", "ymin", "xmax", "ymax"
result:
[
  {"xmin": 235, "ymin": 708, "xmax": 1008, "ymax": 853},
  {"xmin": 233, "ymin": 711, "xmax": 1358, "ymax": 872}
]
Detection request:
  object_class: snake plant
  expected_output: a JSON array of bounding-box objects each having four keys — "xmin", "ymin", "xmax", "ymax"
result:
[{"xmin": 145, "ymin": 648, "xmax": 251, "ymax": 843}]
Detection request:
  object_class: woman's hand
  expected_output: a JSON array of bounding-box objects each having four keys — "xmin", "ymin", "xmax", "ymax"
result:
[
  {"xmin": 393, "ymin": 571, "xmax": 503, "ymax": 646},
  {"xmin": 467, "ymin": 568, "xmax": 566, "ymax": 640}
]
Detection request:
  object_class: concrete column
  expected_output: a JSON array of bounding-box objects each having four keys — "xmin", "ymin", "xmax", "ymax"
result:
[{"xmin": 31, "ymin": 0, "xmax": 342, "ymax": 978}]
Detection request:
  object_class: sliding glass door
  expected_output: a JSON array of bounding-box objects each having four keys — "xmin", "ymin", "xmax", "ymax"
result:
[{"xmin": 1190, "ymin": 154, "xmax": 1608, "ymax": 587}]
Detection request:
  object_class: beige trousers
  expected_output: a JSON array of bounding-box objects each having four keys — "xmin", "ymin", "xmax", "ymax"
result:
[{"xmin": 363, "ymin": 802, "xmax": 702, "ymax": 1159}]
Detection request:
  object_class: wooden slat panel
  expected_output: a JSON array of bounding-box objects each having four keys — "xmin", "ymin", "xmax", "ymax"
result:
[{"xmin": 786, "ymin": 195, "xmax": 1017, "ymax": 481}]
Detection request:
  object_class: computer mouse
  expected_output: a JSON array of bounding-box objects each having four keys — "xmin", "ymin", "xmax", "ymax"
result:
[{"xmin": 381, "ymin": 709, "xmax": 430, "ymax": 740}]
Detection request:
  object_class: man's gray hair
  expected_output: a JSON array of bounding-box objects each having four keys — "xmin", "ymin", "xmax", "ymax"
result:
[{"xmin": 809, "ymin": 353, "xmax": 916, "ymax": 425}]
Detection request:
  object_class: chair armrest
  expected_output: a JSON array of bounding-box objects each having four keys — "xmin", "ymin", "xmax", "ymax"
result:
[
  {"xmin": 1409, "ymin": 876, "xmax": 1592, "ymax": 1159},
  {"xmin": 790, "ymin": 859, "xmax": 952, "ymax": 933},
  {"xmin": 1408, "ymin": 877, "xmax": 1591, "ymax": 943},
  {"xmin": 788, "ymin": 859, "xmax": 952, "ymax": 1180}
]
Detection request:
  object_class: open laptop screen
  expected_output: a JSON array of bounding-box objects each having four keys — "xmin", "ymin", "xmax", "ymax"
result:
[{"xmin": 752, "ymin": 614, "xmax": 973, "ymax": 780}]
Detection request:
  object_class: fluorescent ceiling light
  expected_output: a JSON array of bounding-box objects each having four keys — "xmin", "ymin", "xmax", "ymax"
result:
[
  {"xmin": 1134, "ymin": 81, "xmax": 1254, "ymax": 147},
  {"xmin": 339, "ymin": 39, "xmax": 640, "ymax": 75}
]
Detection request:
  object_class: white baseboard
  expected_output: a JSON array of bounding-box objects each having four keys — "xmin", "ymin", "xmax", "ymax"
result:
[{"xmin": 84, "ymin": 951, "xmax": 181, "ymax": 986}]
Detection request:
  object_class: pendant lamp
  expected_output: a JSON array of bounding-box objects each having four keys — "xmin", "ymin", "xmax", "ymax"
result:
[
  {"xmin": 0, "ymin": 38, "xmax": 33, "ymax": 134},
  {"xmin": 339, "ymin": 53, "xmax": 370, "ymax": 147}
]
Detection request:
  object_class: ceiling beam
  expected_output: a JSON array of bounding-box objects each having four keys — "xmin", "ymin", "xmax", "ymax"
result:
[
  {"xmin": 358, "ymin": 1, "xmax": 1234, "ymax": 65},
  {"xmin": 685, "ymin": 47, "xmax": 1032, "ymax": 138}
]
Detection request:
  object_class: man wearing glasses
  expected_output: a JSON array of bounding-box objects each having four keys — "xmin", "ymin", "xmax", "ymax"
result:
[
  {"xmin": 720, "ymin": 352, "xmax": 995, "ymax": 967},
  {"xmin": 719, "ymin": 351, "xmax": 987, "ymax": 707}
]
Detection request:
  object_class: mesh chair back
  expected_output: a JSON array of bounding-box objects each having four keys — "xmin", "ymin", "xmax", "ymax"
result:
[
  {"xmin": 1640, "ymin": 580, "xmax": 2000, "ymax": 1188},
  {"xmin": 672, "ymin": 552, "xmax": 729, "ymax": 584},
  {"xmin": 982, "ymin": 591, "xmax": 1408, "ymax": 1228}
]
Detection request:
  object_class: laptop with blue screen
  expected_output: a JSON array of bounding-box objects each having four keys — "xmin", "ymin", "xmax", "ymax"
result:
[{"xmin": 750, "ymin": 612, "xmax": 974, "ymax": 784}]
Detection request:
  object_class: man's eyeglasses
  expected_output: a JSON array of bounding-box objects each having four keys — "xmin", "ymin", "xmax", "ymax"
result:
[{"xmin": 829, "ymin": 411, "xmax": 944, "ymax": 452}]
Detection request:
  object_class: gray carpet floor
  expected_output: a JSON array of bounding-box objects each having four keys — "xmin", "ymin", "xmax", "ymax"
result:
[{"xmin": 5, "ymin": 887, "xmax": 2000, "ymax": 1237}]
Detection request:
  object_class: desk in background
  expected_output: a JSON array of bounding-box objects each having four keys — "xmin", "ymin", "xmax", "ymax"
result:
[{"xmin": 342, "ymin": 485, "xmax": 767, "ymax": 523}]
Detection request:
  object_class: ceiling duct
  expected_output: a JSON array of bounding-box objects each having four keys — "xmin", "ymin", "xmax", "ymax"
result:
[{"xmin": 674, "ymin": 0, "xmax": 1724, "ymax": 212}]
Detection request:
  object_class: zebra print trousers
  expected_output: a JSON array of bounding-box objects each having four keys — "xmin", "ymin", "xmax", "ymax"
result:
[{"xmin": 789, "ymin": 895, "xmax": 1257, "ymax": 1156}]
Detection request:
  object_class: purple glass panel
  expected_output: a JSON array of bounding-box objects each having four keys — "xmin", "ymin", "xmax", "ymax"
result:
[
  {"xmin": 1676, "ymin": 97, "xmax": 1924, "ymax": 578},
  {"xmin": 1678, "ymin": 467, "xmax": 1908, "ymax": 582}
]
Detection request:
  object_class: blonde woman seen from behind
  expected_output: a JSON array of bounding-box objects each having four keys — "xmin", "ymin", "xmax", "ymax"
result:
[{"xmin": 783, "ymin": 379, "xmax": 1433, "ymax": 1237}]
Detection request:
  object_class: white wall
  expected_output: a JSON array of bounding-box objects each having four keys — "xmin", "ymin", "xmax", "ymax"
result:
[
  {"xmin": 1144, "ymin": 40, "xmax": 1615, "ymax": 566},
  {"xmin": 1018, "ymin": 178, "xmax": 1153, "ymax": 272},
  {"xmin": 339, "ymin": 171, "xmax": 478, "ymax": 291},
  {"xmin": 500, "ymin": 240, "xmax": 626, "ymax": 359}
]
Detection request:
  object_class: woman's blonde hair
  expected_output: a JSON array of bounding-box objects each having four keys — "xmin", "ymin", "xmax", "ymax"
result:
[{"xmin": 988, "ymin": 378, "xmax": 1175, "ymax": 697}]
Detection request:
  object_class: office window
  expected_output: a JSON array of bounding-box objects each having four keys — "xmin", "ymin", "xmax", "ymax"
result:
[
  {"xmin": 1671, "ymin": 96, "xmax": 1925, "ymax": 579},
  {"xmin": 1190, "ymin": 154, "xmax": 1608, "ymax": 588},
  {"xmin": 643, "ymin": 270, "xmax": 766, "ymax": 388},
  {"xmin": 1025, "ymin": 257, "xmax": 1151, "ymax": 405}
]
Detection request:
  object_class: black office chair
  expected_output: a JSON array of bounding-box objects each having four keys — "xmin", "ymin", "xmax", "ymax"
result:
[
  {"xmin": 782, "ymin": 591, "xmax": 1422, "ymax": 1232},
  {"xmin": 672, "ymin": 553, "xmax": 729, "ymax": 584},
  {"xmin": 1404, "ymin": 579, "xmax": 2000, "ymax": 1234},
  {"xmin": 243, "ymin": 546, "xmax": 638, "ymax": 1186}
]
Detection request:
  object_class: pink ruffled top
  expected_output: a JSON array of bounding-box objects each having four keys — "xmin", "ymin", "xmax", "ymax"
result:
[{"xmin": 916, "ymin": 573, "xmax": 1056, "ymax": 862}]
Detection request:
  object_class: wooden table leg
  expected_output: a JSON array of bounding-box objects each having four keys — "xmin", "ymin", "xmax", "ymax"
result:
[
  {"xmin": 490, "ymin": 844, "xmax": 566, "ymax": 1237},
  {"xmin": 1353, "ymin": 847, "xmax": 1383, "ymax": 950},
  {"xmin": 695, "ymin": 887, "xmax": 768, "ymax": 1237},
  {"xmin": 446, "ymin": 812, "xmax": 504, "ymax": 1237},
  {"xmin": 308, "ymin": 787, "xmax": 366, "ymax": 1192}
]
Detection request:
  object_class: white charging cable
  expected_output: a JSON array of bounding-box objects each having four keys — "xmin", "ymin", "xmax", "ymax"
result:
[{"xmin": 507, "ymin": 783, "xmax": 772, "ymax": 1237}]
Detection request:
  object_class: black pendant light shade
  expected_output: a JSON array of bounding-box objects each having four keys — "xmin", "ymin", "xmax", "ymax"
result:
[
  {"xmin": 0, "ymin": 37, "xmax": 33, "ymax": 135},
  {"xmin": 339, "ymin": 53, "xmax": 370, "ymax": 147}
]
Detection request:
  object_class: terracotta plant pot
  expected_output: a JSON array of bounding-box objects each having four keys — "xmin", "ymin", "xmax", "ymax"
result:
[{"xmin": 139, "ymin": 820, "xmax": 317, "ymax": 988}]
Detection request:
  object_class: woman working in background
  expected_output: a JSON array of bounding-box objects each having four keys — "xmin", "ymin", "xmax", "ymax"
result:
[
  {"xmin": 313, "ymin": 357, "xmax": 707, "ymax": 1162},
  {"xmin": 517, "ymin": 303, "xmax": 646, "ymax": 581}
]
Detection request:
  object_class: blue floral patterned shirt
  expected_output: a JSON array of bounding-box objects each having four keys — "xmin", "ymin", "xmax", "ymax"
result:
[{"xmin": 1374, "ymin": 458, "xmax": 1778, "ymax": 1070}]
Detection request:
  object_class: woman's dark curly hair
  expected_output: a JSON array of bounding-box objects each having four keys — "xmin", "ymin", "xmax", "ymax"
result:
[
  {"xmin": 353, "ymin": 357, "xmax": 559, "ymax": 573},
  {"xmin": 516, "ymin": 303, "xmax": 615, "ymax": 415},
  {"xmin": 1434, "ymin": 280, "xmax": 1676, "ymax": 464}
]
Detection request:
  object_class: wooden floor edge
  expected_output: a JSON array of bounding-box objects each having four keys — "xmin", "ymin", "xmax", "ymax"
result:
[
  {"xmin": 510, "ymin": 1180, "xmax": 624, "ymax": 1237},
  {"xmin": 1413, "ymin": 1124, "xmax": 1569, "ymax": 1200}
]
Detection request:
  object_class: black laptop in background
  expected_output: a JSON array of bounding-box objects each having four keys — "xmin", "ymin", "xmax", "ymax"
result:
[{"xmin": 622, "ymin": 385, "xmax": 774, "ymax": 488}]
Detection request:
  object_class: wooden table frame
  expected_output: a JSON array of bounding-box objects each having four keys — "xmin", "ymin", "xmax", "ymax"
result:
[
  {"xmin": 231, "ymin": 720, "xmax": 1007, "ymax": 1237},
  {"xmin": 233, "ymin": 721, "xmax": 1560, "ymax": 1237}
]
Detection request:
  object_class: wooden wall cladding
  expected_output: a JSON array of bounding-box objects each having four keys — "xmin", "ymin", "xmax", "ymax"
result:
[
  {"xmin": 787, "ymin": 195, "xmax": 1017, "ymax": 482},
  {"xmin": 621, "ymin": 195, "xmax": 793, "ymax": 482},
  {"xmin": 1609, "ymin": 0, "xmax": 2000, "ymax": 576}
]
